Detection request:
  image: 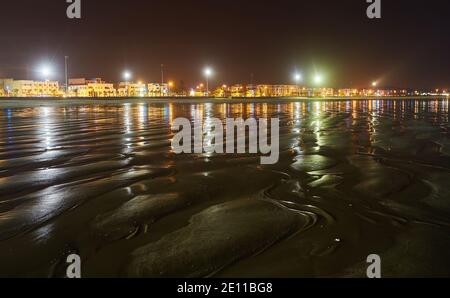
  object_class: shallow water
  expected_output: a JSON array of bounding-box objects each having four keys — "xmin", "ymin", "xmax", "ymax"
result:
[{"xmin": 0, "ymin": 99, "xmax": 449, "ymax": 277}]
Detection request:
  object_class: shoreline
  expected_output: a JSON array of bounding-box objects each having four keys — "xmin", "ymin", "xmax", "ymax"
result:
[{"xmin": 0, "ymin": 96, "xmax": 448, "ymax": 108}]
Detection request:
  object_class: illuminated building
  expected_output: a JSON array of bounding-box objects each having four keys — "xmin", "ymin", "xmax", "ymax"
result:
[
  {"xmin": 231, "ymin": 84, "xmax": 245, "ymax": 97},
  {"xmin": 338, "ymin": 89, "xmax": 360, "ymax": 97},
  {"xmin": 0, "ymin": 78, "xmax": 14, "ymax": 96},
  {"xmin": 8, "ymin": 80, "xmax": 61, "ymax": 97},
  {"xmin": 147, "ymin": 83, "xmax": 169, "ymax": 97},
  {"xmin": 246, "ymin": 84, "xmax": 257, "ymax": 97},
  {"xmin": 68, "ymin": 78, "xmax": 116, "ymax": 97},
  {"xmin": 117, "ymin": 82, "xmax": 147, "ymax": 97},
  {"xmin": 213, "ymin": 85, "xmax": 231, "ymax": 98},
  {"xmin": 255, "ymin": 85, "xmax": 301, "ymax": 97}
]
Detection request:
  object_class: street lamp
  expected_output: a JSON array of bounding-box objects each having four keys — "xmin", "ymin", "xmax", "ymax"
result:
[
  {"xmin": 314, "ymin": 74, "xmax": 323, "ymax": 86},
  {"xmin": 40, "ymin": 65, "xmax": 52, "ymax": 80},
  {"xmin": 372, "ymin": 81, "xmax": 378, "ymax": 87},
  {"xmin": 64, "ymin": 56, "xmax": 69, "ymax": 95},
  {"xmin": 168, "ymin": 81, "xmax": 174, "ymax": 96},
  {"xmin": 294, "ymin": 72, "xmax": 302, "ymax": 97},
  {"xmin": 204, "ymin": 67, "xmax": 212, "ymax": 97},
  {"xmin": 123, "ymin": 71, "xmax": 132, "ymax": 81},
  {"xmin": 123, "ymin": 71, "xmax": 132, "ymax": 97}
]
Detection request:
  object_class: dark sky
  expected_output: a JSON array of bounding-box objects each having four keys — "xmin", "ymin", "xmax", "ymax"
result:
[{"xmin": 0, "ymin": 0, "xmax": 449, "ymax": 89}]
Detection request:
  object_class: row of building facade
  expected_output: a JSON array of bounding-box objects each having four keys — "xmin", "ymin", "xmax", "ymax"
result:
[
  {"xmin": 0, "ymin": 78, "xmax": 62, "ymax": 97},
  {"xmin": 209, "ymin": 85, "xmax": 422, "ymax": 97},
  {"xmin": 0, "ymin": 78, "xmax": 445, "ymax": 98},
  {"xmin": 67, "ymin": 78, "xmax": 170, "ymax": 97},
  {"xmin": 0, "ymin": 78, "xmax": 170, "ymax": 97}
]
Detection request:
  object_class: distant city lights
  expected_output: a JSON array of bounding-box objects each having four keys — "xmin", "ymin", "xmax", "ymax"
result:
[{"xmin": 0, "ymin": 62, "xmax": 447, "ymax": 98}]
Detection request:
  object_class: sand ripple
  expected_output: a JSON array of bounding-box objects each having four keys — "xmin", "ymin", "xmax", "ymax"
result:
[{"xmin": 0, "ymin": 99, "xmax": 449, "ymax": 277}]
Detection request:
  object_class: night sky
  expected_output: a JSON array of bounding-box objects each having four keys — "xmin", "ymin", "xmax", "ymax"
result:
[{"xmin": 0, "ymin": 0, "xmax": 449, "ymax": 89}]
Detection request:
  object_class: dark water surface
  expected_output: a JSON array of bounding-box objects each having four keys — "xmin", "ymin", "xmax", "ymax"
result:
[{"xmin": 0, "ymin": 99, "xmax": 449, "ymax": 277}]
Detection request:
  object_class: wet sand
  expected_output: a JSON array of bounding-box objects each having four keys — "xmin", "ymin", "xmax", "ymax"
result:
[
  {"xmin": 0, "ymin": 96, "xmax": 448, "ymax": 108},
  {"xmin": 0, "ymin": 98, "xmax": 449, "ymax": 277}
]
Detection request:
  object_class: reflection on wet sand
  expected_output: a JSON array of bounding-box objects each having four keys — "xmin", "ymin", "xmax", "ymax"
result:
[{"xmin": 0, "ymin": 99, "xmax": 449, "ymax": 277}]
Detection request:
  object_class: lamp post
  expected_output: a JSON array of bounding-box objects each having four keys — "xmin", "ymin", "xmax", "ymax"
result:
[
  {"xmin": 168, "ymin": 81, "xmax": 174, "ymax": 96},
  {"xmin": 160, "ymin": 64, "xmax": 164, "ymax": 97},
  {"xmin": 312, "ymin": 74, "xmax": 324, "ymax": 97},
  {"xmin": 65, "ymin": 56, "xmax": 69, "ymax": 95},
  {"xmin": 294, "ymin": 72, "xmax": 302, "ymax": 97},
  {"xmin": 40, "ymin": 65, "xmax": 52, "ymax": 81},
  {"xmin": 314, "ymin": 74, "xmax": 323, "ymax": 86},
  {"xmin": 204, "ymin": 67, "xmax": 212, "ymax": 97},
  {"xmin": 123, "ymin": 71, "xmax": 132, "ymax": 97}
]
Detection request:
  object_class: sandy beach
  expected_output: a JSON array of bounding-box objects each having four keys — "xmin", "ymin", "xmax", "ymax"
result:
[{"xmin": 0, "ymin": 98, "xmax": 449, "ymax": 277}]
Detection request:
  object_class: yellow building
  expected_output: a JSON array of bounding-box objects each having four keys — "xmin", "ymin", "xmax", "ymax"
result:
[
  {"xmin": 68, "ymin": 78, "xmax": 116, "ymax": 97},
  {"xmin": 313, "ymin": 88, "xmax": 334, "ymax": 97},
  {"xmin": 116, "ymin": 82, "xmax": 147, "ymax": 97},
  {"xmin": 338, "ymin": 89, "xmax": 359, "ymax": 97},
  {"xmin": 229, "ymin": 84, "xmax": 245, "ymax": 97},
  {"xmin": 255, "ymin": 85, "xmax": 300, "ymax": 97},
  {"xmin": 0, "ymin": 78, "xmax": 14, "ymax": 96},
  {"xmin": 11, "ymin": 80, "xmax": 61, "ymax": 97}
]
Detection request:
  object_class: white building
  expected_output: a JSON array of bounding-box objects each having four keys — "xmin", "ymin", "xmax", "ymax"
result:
[{"xmin": 148, "ymin": 83, "xmax": 169, "ymax": 97}]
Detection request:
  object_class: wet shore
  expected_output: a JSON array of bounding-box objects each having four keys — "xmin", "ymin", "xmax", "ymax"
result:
[
  {"xmin": 0, "ymin": 98, "xmax": 449, "ymax": 277},
  {"xmin": 0, "ymin": 96, "xmax": 448, "ymax": 108}
]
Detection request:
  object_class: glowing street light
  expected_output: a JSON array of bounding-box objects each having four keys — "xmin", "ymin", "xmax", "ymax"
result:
[
  {"xmin": 372, "ymin": 81, "xmax": 378, "ymax": 87},
  {"xmin": 293, "ymin": 72, "xmax": 302, "ymax": 97},
  {"xmin": 168, "ymin": 81, "xmax": 174, "ymax": 96},
  {"xmin": 123, "ymin": 71, "xmax": 132, "ymax": 97},
  {"xmin": 204, "ymin": 67, "xmax": 212, "ymax": 77},
  {"xmin": 123, "ymin": 71, "xmax": 132, "ymax": 81},
  {"xmin": 39, "ymin": 64, "xmax": 53, "ymax": 80},
  {"xmin": 204, "ymin": 67, "xmax": 213, "ymax": 96},
  {"xmin": 314, "ymin": 74, "xmax": 323, "ymax": 85}
]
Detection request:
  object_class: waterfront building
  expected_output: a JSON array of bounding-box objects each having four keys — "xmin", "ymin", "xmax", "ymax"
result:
[
  {"xmin": 68, "ymin": 78, "xmax": 116, "ymax": 97},
  {"xmin": 338, "ymin": 89, "xmax": 360, "ymax": 97},
  {"xmin": 147, "ymin": 83, "xmax": 169, "ymax": 97},
  {"xmin": 9, "ymin": 80, "xmax": 61, "ymax": 97},
  {"xmin": 117, "ymin": 82, "xmax": 147, "ymax": 97},
  {"xmin": 246, "ymin": 84, "xmax": 257, "ymax": 97},
  {"xmin": 212, "ymin": 85, "xmax": 231, "ymax": 98},
  {"xmin": 0, "ymin": 78, "xmax": 14, "ymax": 96},
  {"xmin": 360, "ymin": 89, "xmax": 375, "ymax": 96},
  {"xmin": 312, "ymin": 88, "xmax": 334, "ymax": 97},
  {"xmin": 375, "ymin": 89, "xmax": 394, "ymax": 96},
  {"xmin": 231, "ymin": 84, "xmax": 245, "ymax": 97},
  {"xmin": 255, "ymin": 84, "xmax": 301, "ymax": 97}
]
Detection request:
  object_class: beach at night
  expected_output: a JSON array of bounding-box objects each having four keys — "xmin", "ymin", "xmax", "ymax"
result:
[
  {"xmin": 1, "ymin": 98, "xmax": 449, "ymax": 277},
  {"xmin": 2, "ymin": 0, "xmax": 450, "ymax": 289}
]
